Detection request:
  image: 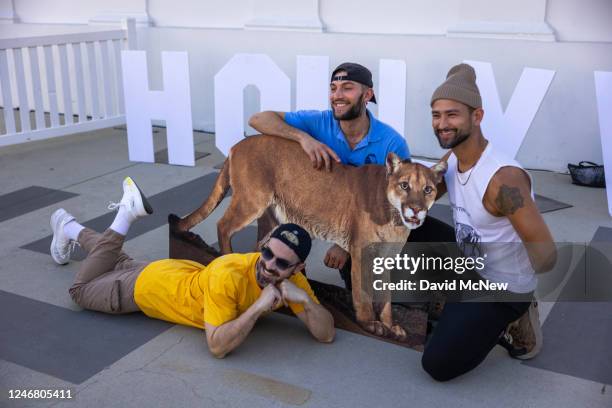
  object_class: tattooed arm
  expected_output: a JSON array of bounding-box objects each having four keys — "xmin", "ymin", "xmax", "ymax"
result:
[{"xmin": 483, "ymin": 166, "xmax": 557, "ymax": 273}]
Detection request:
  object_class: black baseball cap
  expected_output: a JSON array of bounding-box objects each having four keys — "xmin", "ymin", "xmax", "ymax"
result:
[
  {"xmin": 331, "ymin": 62, "xmax": 377, "ymax": 104},
  {"xmin": 270, "ymin": 223, "xmax": 312, "ymax": 262}
]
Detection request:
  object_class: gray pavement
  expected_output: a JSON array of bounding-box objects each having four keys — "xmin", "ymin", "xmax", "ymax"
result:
[{"xmin": 1, "ymin": 125, "xmax": 611, "ymax": 407}]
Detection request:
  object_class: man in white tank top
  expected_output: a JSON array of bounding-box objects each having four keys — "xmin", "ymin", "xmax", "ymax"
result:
[{"xmin": 421, "ymin": 63, "xmax": 557, "ymax": 381}]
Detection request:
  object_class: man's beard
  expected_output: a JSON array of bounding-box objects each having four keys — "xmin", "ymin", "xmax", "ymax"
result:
[
  {"xmin": 435, "ymin": 128, "xmax": 471, "ymax": 149},
  {"xmin": 332, "ymin": 94, "xmax": 365, "ymax": 121},
  {"xmin": 256, "ymin": 259, "xmax": 279, "ymax": 287}
]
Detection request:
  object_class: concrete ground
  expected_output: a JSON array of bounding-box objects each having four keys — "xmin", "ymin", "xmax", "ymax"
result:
[{"xmin": 1, "ymin": 124, "xmax": 611, "ymax": 407}]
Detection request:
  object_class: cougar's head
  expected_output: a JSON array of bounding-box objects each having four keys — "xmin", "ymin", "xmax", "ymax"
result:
[{"xmin": 385, "ymin": 153, "xmax": 447, "ymax": 229}]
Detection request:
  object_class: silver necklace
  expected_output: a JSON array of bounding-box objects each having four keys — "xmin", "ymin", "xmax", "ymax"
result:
[
  {"xmin": 456, "ymin": 165, "xmax": 476, "ymax": 185},
  {"xmin": 455, "ymin": 143, "xmax": 488, "ymax": 186}
]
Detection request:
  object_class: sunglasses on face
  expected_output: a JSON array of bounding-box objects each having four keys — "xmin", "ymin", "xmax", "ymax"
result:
[{"xmin": 260, "ymin": 246, "xmax": 299, "ymax": 271}]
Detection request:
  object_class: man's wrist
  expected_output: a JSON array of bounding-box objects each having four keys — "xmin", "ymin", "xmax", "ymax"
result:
[
  {"xmin": 250, "ymin": 299, "xmax": 269, "ymax": 316},
  {"xmin": 296, "ymin": 130, "xmax": 317, "ymax": 145},
  {"xmin": 294, "ymin": 131, "xmax": 307, "ymax": 144},
  {"xmin": 301, "ymin": 296, "xmax": 315, "ymax": 310}
]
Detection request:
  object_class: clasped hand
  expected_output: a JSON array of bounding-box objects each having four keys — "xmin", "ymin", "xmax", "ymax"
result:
[{"xmin": 256, "ymin": 280, "xmax": 309, "ymax": 312}]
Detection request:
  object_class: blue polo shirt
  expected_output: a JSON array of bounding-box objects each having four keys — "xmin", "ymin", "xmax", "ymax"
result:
[{"xmin": 284, "ymin": 109, "xmax": 410, "ymax": 166}]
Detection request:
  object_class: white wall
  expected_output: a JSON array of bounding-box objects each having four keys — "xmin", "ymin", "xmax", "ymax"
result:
[
  {"xmin": 148, "ymin": 0, "xmax": 249, "ymax": 29},
  {"xmin": 321, "ymin": 0, "xmax": 548, "ymax": 36},
  {"xmin": 547, "ymin": 0, "xmax": 612, "ymax": 42},
  {"xmin": 8, "ymin": 0, "xmax": 612, "ymax": 40},
  {"xmin": 138, "ymin": 26, "xmax": 611, "ymax": 172},
  {"xmin": 2, "ymin": 0, "xmax": 612, "ymax": 172}
]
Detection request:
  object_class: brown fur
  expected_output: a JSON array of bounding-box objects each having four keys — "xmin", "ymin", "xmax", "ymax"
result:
[{"xmin": 177, "ymin": 135, "xmax": 447, "ymax": 337}]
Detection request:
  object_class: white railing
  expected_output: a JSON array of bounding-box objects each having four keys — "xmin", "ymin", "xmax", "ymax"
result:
[{"xmin": 0, "ymin": 20, "xmax": 136, "ymax": 147}]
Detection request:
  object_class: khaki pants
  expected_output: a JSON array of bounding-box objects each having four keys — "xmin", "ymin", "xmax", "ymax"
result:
[{"xmin": 69, "ymin": 228, "xmax": 148, "ymax": 314}]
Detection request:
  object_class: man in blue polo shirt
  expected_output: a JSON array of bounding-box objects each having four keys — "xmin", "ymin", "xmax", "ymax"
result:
[{"xmin": 249, "ymin": 62, "xmax": 410, "ymax": 286}]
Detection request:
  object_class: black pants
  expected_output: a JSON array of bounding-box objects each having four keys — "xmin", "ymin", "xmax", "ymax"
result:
[
  {"xmin": 338, "ymin": 216, "xmax": 530, "ymax": 381},
  {"xmin": 339, "ymin": 215, "xmax": 456, "ymax": 290},
  {"xmin": 421, "ymin": 300, "xmax": 530, "ymax": 381}
]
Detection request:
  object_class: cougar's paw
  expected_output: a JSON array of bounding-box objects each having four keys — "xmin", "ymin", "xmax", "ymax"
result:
[
  {"xmin": 390, "ymin": 324, "xmax": 407, "ymax": 341},
  {"xmin": 361, "ymin": 320, "xmax": 391, "ymax": 337}
]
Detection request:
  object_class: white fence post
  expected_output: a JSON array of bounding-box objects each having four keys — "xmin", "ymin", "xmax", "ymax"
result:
[{"xmin": 0, "ymin": 28, "xmax": 131, "ymax": 147}]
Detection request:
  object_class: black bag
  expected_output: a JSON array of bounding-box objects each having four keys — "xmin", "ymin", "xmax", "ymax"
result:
[{"xmin": 567, "ymin": 161, "xmax": 606, "ymax": 188}]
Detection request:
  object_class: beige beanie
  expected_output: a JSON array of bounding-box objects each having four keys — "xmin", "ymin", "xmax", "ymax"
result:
[{"xmin": 431, "ymin": 63, "xmax": 482, "ymax": 108}]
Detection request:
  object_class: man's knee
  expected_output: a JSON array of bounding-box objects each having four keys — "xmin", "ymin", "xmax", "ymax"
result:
[
  {"xmin": 421, "ymin": 349, "xmax": 458, "ymax": 382},
  {"xmin": 68, "ymin": 280, "xmax": 122, "ymax": 313}
]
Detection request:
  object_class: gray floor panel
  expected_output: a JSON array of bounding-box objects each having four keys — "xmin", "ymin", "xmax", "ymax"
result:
[
  {"xmin": 593, "ymin": 226, "xmax": 612, "ymax": 242},
  {"xmin": 20, "ymin": 172, "xmax": 225, "ymax": 260},
  {"xmin": 535, "ymin": 193, "xmax": 573, "ymax": 214},
  {"xmin": 0, "ymin": 290, "xmax": 173, "ymax": 384},
  {"xmin": 0, "ymin": 186, "xmax": 78, "ymax": 222},
  {"xmin": 523, "ymin": 226, "xmax": 612, "ymax": 385},
  {"xmin": 154, "ymin": 148, "xmax": 210, "ymax": 164}
]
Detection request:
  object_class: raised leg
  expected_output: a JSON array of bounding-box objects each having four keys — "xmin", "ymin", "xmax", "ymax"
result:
[
  {"xmin": 69, "ymin": 228, "xmax": 145, "ymax": 314},
  {"xmin": 350, "ymin": 244, "xmax": 387, "ymax": 335},
  {"xmin": 256, "ymin": 206, "xmax": 279, "ymax": 250},
  {"xmin": 217, "ymin": 197, "xmax": 267, "ymax": 254},
  {"xmin": 379, "ymin": 242, "xmax": 407, "ymax": 340}
]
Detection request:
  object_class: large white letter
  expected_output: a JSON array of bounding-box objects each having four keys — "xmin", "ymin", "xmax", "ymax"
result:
[
  {"xmin": 214, "ymin": 54, "xmax": 290, "ymax": 156},
  {"xmin": 595, "ymin": 71, "xmax": 612, "ymax": 217},
  {"xmin": 465, "ymin": 60, "xmax": 555, "ymax": 158},
  {"xmin": 121, "ymin": 50, "xmax": 194, "ymax": 166},
  {"xmin": 378, "ymin": 59, "xmax": 407, "ymax": 136},
  {"xmin": 296, "ymin": 55, "xmax": 329, "ymax": 111}
]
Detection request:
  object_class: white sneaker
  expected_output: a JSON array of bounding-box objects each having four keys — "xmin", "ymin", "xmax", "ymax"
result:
[
  {"xmin": 50, "ymin": 208, "xmax": 76, "ymax": 265},
  {"xmin": 107, "ymin": 176, "xmax": 153, "ymax": 220}
]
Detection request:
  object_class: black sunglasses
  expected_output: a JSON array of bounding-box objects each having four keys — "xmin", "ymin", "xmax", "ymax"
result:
[{"xmin": 261, "ymin": 246, "xmax": 299, "ymax": 271}]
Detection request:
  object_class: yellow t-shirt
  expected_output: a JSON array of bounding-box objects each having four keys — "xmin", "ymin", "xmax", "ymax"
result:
[{"xmin": 134, "ymin": 252, "xmax": 319, "ymax": 328}]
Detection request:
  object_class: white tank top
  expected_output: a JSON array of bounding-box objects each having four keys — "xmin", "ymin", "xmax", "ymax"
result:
[{"xmin": 445, "ymin": 142, "xmax": 536, "ymax": 293}]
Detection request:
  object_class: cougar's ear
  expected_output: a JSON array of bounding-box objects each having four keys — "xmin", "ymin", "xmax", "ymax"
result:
[
  {"xmin": 386, "ymin": 153, "xmax": 401, "ymax": 176},
  {"xmin": 430, "ymin": 160, "xmax": 448, "ymax": 184}
]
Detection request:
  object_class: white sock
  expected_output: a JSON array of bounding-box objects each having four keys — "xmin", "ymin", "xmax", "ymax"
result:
[
  {"xmin": 64, "ymin": 220, "xmax": 85, "ymax": 241},
  {"xmin": 109, "ymin": 206, "xmax": 133, "ymax": 236}
]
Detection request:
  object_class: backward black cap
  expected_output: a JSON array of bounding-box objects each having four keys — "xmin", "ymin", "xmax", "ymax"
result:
[
  {"xmin": 331, "ymin": 62, "xmax": 377, "ymax": 104},
  {"xmin": 270, "ymin": 223, "xmax": 312, "ymax": 262}
]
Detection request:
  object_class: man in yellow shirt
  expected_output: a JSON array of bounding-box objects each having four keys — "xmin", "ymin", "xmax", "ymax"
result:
[{"xmin": 50, "ymin": 177, "xmax": 335, "ymax": 358}]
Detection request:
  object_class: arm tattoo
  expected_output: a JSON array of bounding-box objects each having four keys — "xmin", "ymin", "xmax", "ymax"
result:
[{"xmin": 495, "ymin": 184, "xmax": 524, "ymax": 215}]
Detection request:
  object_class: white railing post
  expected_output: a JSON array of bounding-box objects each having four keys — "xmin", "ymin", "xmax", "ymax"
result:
[
  {"xmin": 13, "ymin": 48, "xmax": 31, "ymax": 132},
  {"xmin": 58, "ymin": 44, "xmax": 75, "ymax": 124},
  {"xmin": 0, "ymin": 27, "xmax": 130, "ymax": 147},
  {"xmin": 43, "ymin": 45, "xmax": 60, "ymax": 127},
  {"xmin": 72, "ymin": 42, "xmax": 87, "ymax": 123},
  {"xmin": 123, "ymin": 18, "xmax": 137, "ymax": 50},
  {"xmin": 28, "ymin": 46, "xmax": 45, "ymax": 129},
  {"xmin": 0, "ymin": 49, "xmax": 16, "ymax": 134}
]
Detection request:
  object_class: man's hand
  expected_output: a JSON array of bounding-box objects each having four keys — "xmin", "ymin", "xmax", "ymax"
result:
[
  {"xmin": 249, "ymin": 111, "xmax": 341, "ymax": 171},
  {"xmin": 324, "ymin": 244, "xmax": 350, "ymax": 270},
  {"xmin": 254, "ymin": 284, "xmax": 283, "ymax": 312},
  {"xmin": 278, "ymin": 280, "xmax": 309, "ymax": 305},
  {"xmin": 299, "ymin": 135, "xmax": 341, "ymax": 171}
]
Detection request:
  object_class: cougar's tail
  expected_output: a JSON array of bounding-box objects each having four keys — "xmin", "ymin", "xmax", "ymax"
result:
[{"xmin": 178, "ymin": 160, "xmax": 230, "ymax": 231}]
